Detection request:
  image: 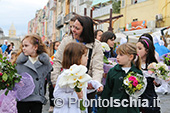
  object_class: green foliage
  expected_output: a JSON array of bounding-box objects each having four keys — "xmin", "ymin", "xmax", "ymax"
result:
[
  {"xmin": 0, "ymin": 54, "xmax": 21, "ymax": 95},
  {"xmin": 112, "ymin": 1, "xmax": 121, "ymax": 13}
]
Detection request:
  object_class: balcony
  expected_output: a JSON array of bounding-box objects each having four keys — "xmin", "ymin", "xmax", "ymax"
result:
[
  {"xmin": 56, "ymin": 14, "xmax": 64, "ymax": 28},
  {"xmin": 49, "ymin": 0, "xmax": 57, "ymax": 10},
  {"xmin": 80, "ymin": 0, "xmax": 93, "ymax": 5},
  {"xmin": 64, "ymin": 12, "xmax": 75, "ymax": 24},
  {"xmin": 92, "ymin": 4, "xmax": 112, "ymax": 18}
]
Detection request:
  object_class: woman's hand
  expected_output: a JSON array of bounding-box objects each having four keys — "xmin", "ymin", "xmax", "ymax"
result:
[
  {"xmin": 97, "ymin": 86, "xmax": 103, "ymax": 92},
  {"xmin": 76, "ymin": 90, "xmax": 83, "ymax": 99}
]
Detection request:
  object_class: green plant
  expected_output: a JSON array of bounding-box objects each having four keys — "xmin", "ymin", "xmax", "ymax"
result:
[
  {"xmin": 112, "ymin": 1, "xmax": 121, "ymax": 13},
  {"xmin": 0, "ymin": 54, "xmax": 21, "ymax": 95}
]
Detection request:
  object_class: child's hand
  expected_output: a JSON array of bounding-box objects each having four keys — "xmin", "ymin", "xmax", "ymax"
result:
[
  {"xmin": 103, "ymin": 73, "xmax": 107, "ymax": 78},
  {"xmin": 97, "ymin": 86, "xmax": 103, "ymax": 92},
  {"xmin": 76, "ymin": 90, "xmax": 83, "ymax": 99},
  {"xmin": 87, "ymin": 83, "xmax": 94, "ymax": 89}
]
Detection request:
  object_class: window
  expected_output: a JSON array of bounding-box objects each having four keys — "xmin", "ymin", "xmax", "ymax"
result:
[
  {"xmin": 121, "ymin": 0, "xmax": 125, "ymax": 8},
  {"xmin": 131, "ymin": 0, "xmax": 147, "ymax": 4}
]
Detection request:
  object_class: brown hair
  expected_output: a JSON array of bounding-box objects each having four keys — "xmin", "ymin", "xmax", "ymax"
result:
[
  {"xmin": 62, "ymin": 42, "xmax": 87, "ymax": 69},
  {"xmin": 116, "ymin": 43, "xmax": 141, "ymax": 69},
  {"xmin": 12, "ymin": 34, "xmax": 47, "ymax": 64}
]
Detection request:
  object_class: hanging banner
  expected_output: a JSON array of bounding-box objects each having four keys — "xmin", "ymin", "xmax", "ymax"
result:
[{"xmin": 125, "ymin": 20, "xmax": 147, "ymax": 31}]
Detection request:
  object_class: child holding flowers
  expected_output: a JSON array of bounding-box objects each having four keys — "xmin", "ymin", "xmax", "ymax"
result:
[
  {"xmin": 14, "ymin": 34, "xmax": 53, "ymax": 113},
  {"xmin": 98, "ymin": 43, "xmax": 142, "ymax": 113},
  {"xmin": 136, "ymin": 38, "xmax": 161, "ymax": 113},
  {"xmin": 53, "ymin": 42, "xmax": 103, "ymax": 113}
]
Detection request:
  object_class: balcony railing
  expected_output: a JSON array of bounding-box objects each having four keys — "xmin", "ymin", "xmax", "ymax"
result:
[
  {"xmin": 64, "ymin": 12, "xmax": 75, "ymax": 24},
  {"xmin": 49, "ymin": 0, "xmax": 57, "ymax": 10},
  {"xmin": 80, "ymin": 0, "xmax": 93, "ymax": 5},
  {"xmin": 56, "ymin": 14, "xmax": 64, "ymax": 28},
  {"xmin": 93, "ymin": 4, "xmax": 112, "ymax": 18}
]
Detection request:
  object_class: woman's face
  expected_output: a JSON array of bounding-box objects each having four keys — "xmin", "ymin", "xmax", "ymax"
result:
[
  {"xmin": 96, "ymin": 31, "xmax": 103, "ymax": 41},
  {"xmin": 72, "ymin": 20, "xmax": 83, "ymax": 40},
  {"xmin": 107, "ymin": 37, "xmax": 115, "ymax": 48}
]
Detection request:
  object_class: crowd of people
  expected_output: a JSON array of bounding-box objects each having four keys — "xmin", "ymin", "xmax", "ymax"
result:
[{"xmin": 0, "ymin": 15, "xmax": 170, "ymax": 113}]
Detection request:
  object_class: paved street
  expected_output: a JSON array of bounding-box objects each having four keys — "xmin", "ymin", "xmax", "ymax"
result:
[
  {"xmin": 42, "ymin": 91, "xmax": 170, "ymax": 113},
  {"xmin": 158, "ymin": 93, "xmax": 170, "ymax": 113}
]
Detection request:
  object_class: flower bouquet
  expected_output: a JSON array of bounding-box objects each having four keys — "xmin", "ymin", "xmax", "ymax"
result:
[
  {"xmin": 123, "ymin": 72, "xmax": 147, "ymax": 99},
  {"xmin": 148, "ymin": 62, "xmax": 170, "ymax": 80},
  {"xmin": 101, "ymin": 42, "xmax": 117, "ymax": 73},
  {"xmin": 58, "ymin": 64, "xmax": 92, "ymax": 111},
  {"xmin": 0, "ymin": 54, "xmax": 22, "ymax": 95},
  {"xmin": 161, "ymin": 53, "xmax": 170, "ymax": 69}
]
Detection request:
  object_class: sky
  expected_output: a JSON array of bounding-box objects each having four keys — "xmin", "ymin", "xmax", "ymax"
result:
[{"xmin": 0, "ymin": 0, "xmax": 49, "ymax": 36}]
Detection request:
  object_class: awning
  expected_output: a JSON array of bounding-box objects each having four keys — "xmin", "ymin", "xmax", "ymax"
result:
[
  {"xmin": 101, "ymin": 0, "xmax": 112, "ymax": 4},
  {"xmin": 91, "ymin": 0, "xmax": 102, "ymax": 6}
]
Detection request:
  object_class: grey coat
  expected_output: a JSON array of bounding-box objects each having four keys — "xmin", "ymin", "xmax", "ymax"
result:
[{"xmin": 16, "ymin": 52, "xmax": 53, "ymax": 104}]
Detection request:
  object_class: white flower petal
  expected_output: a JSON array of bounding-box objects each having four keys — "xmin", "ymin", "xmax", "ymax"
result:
[
  {"xmin": 69, "ymin": 82, "xmax": 77, "ymax": 89},
  {"xmin": 67, "ymin": 75, "xmax": 78, "ymax": 84},
  {"xmin": 77, "ymin": 82, "xmax": 87, "ymax": 88},
  {"xmin": 123, "ymin": 78, "xmax": 129, "ymax": 86},
  {"xmin": 78, "ymin": 74, "xmax": 92, "ymax": 83}
]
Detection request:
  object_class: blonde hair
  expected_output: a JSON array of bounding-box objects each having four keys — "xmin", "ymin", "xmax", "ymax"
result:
[{"xmin": 116, "ymin": 43, "xmax": 141, "ymax": 69}]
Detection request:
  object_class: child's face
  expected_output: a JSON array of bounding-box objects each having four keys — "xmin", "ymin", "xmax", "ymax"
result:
[
  {"xmin": 81, "ymin": 53, "xmax": 88, "ymax": 66},
  {"xmin": 54, "ymin": 42, "xmax": 60, "ymax": 50},
  {"xmin": 96, "ymin": 31, "xmax": 103, "ymax": 41},
  {"xmin": 10, "ymin": 54, "xmax": 16, "ymax": 62},
  {"xmin": 22, "ymin": 38, "xmax": 38, "ymax": 57},
  {"xmin": 116, "ymin": 53, "xmax": 133, "ymax": 67},
  {"xmin": 136, "ymin": 42, "xmax": 147, "ymax": 60}
]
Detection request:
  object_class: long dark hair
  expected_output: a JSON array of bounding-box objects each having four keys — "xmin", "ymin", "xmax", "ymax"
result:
[
  {"xmin": 139, "ymin": 33, "xmax": 153, "ymax": 42},
  {"xmin": 138, "ymin": 39, "xmax": 157, "ymax": 70},
  {"xmin": 100, "ymin": 31, "xmax": 117, "ymax": 57},
  {"xmin": 76, "ymin": 16, "xmax": 95, "ymax": 43}
]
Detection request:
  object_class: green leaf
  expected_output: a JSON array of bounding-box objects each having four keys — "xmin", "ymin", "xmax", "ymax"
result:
[
  {"xmin": 2, "ymin": 73, "xmax": 8, "ymax": 81},
  {"xmin": 74, "ymin": 86, "xmax": 82, "ymax": 92},
  {"xmin": 80, "ymin": 99, "xmax": 86, "ymax": 111},
  {"xmin": 5, "ymin": 90, "xmax": 9, "ymax": 96}
]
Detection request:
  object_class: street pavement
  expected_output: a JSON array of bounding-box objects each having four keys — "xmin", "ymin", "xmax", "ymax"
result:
[{"xmin": 42, "ymin": 92, "xmax": 170, "ymax": 113}]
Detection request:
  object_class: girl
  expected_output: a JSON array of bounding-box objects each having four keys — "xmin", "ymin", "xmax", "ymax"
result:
[
  {"xmin": 53, "ymin": 41, "xmax": 60, "ymax": 55},
  {"xmin": 14, "ymin": 34, "xmax": 53, "ymax": 113},
  {"xmin": 53, "ymin": 42, "xmax": 103, "ymax": 113},
  {"xmin": 139, "ymin": 33, "xmax": 159, "ymax": 61},
  {"xmin": 136, "ymin": 39, "xmax": 161, "ymax": 113},
  {"xmin": 94, "ymin": 29, "xmax": 103, "ymax": 41},
  {"xmin": 45, "ymin": 41, "xmax": 60, "ymax": 112},
  {"xmin": 100, "ymin": 31, "xmax": 117, "ymax": 58},
  {"xmin": 98, "ymin": 43, "xmax": 142, "ymax": 113}
]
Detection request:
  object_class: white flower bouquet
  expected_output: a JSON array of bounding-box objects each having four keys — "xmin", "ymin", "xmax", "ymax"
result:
[
  {"xmin": 101, "ymin": 42, "xmax": 117, "ymax": 73},
  {"xmin": 58, "ymin": 64, "xmax": 92, "ymax": 111},
  {"xmin": 148, "ymin": 62, "xmax": 170, "ymax": 80}
]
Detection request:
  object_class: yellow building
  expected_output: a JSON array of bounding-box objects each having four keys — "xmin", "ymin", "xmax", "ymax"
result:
[
  {"xmin": 9, "ymin": 23, "xmax": 16, "ymax": 38},
  {"xmin": 120, "ymin": 0, "xmax": 170, "ymax": 31}
]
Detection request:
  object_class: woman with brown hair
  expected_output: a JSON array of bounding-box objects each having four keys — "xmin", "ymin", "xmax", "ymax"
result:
[{"xmin": 51, "ymin": 16, "xmax": 104, "ymax": 112}]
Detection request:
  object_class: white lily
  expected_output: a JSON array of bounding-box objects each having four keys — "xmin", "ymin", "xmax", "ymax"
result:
[
  {"xmin": 77, "ymin": 82, "xmax": 88, "ymax": 88},
  {"xmin": 124, "ymin": 78, "xmax": 130, "ymax": 86},
  {"xmin": 58, "ymin": 74, "xmax": 69, "ymax": 87},
  {"xmin": 69, "ymin": 64, "xmax": 87, "ymax": 76},
  {"xmin": 101, "ymin": 42, "xmax": 110, "ymax": 52},
  {"xmin": 77, "ymin": 74, "xmax": 92, "ymax": 83}
]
